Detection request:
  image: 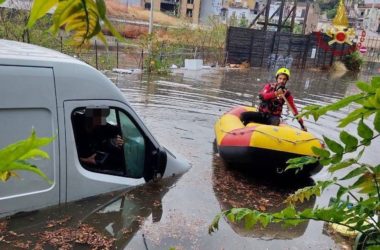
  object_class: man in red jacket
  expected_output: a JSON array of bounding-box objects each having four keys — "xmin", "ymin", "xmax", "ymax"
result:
[{"xmin": 241, "ymin": 68, "xmax": 307, "ymax": 131}]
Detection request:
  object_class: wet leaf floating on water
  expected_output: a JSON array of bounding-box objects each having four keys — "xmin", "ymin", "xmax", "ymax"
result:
[
  {"xmin": 13, "ymin": 240, "xmax": 31, "ymax": 249},
  {"xmin": 39, "ymin": 224, "xmax": 115, "ymax": 249},
  {"xmin": 0, "ymin": 221, "xmax": 8, "ymax": 234},
  {"xmin": 45, "ymin": 216, "xmax": 72, "ymax": 228}
]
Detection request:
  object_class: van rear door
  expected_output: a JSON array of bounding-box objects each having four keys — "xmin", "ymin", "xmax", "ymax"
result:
[{"xmin": 0, "ymin": 66, "xmax": 59, "ymax": 216}]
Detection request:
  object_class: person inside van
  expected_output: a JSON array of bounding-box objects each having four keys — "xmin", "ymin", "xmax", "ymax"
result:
[{"xmin": 74, "ymin": 108, "xmax": 125, "ymax": 172}]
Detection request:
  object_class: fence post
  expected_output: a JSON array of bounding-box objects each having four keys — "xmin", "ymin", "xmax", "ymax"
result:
[
  {"xmin": 159, "ymin": 42, "xmax": 163, "ymax": 61},
  {"xmin": 329, "ymin": 43, "xmax": 336, "ymax": 66},
  {"xmin": 141, "ymin": 49, "xmax": 144, "ymax": 70},
  {"xmin": 224, "ymin": 26, "xmax": 231, "ymax": 65},
  {"xmin": 116, "ymin": 41, "xmax": 119, "ymax": 69},
  {"xmin": 260, "ymin": 31, "xmax": 268, "ymax": 67},
  {"xmin": 301, "ymin": 34, "xmax": 311, "ymax": 69},
  {"xmin": 95, "ymin": 40, "xmax": 98, "ymax": 69},
  {"xmin": 248, "ymin": 30, "xmax": 254, "ymax": 66},
  {"xmin": 224, "ymin": 51, "xmax": 229, "ymax": 66}
]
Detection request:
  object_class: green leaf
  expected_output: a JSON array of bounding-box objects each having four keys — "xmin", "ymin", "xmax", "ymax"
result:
[
  {"xmin": 236, "ymin": 208, "xmax": 251, "ymax": 221},
  {"xmin": 352, "ymin": 173, "xmax": 375, "ymax": 193},
  {"xmin": 103, "ymin": 17, "xmax": 126, "ymax": 42},
  {"xmin": 339, "ymin": 130, "xmax": 358, "ymax": 152},
  {"xmin": 336, "ymin": 186, "xmax": 348, "ymax": 200},
  {"xmin": 299, "ymin": 208, "xmax": 314, "ymax": 218},
  {"xmin": 286, "ymin": 156, "xmax": 318, "ymax": 171},
  {"xmin": 27, "ymin": 0, "xmax": 58, "ymax": 28},
  {"xmin": 376, "ymin": 88, "xmax": 380, "ymax": 104},
  {"xmin": 0, "ymin": 171, "xmax": 12, "ymax": 182},
  {"xmin": 356, "ymin": 148, "xmax": 366, "ymax": 161},
  {"xmin": 329, "ymin": 93, "xmax": 366, "ymax": 111},
  {"xmin": 0, "ymin": 0, "xmax": 5, "ymax": 3},
  {"xmin": 0, "ymin": 130, "xmax": 53, "ymax": 183},
  {"xmin": 244, "ymin": 213, "xmax": 257, "ymax": 229},
  {"xmin": 375, "ymin": 111, "xmax": 380, "ymax": 133},
  {"xmin": 339, "ymin": 108, "xmax": 368, "ymax": 127},
  {"xmin": 358, "ymin": 119, "xmax": 374, "ymax": 141},
  {"xmin": 19, "ymin": 148, "xmax": 50, "ymax": 160},
  {"xmin": 371, "ymin": 76, "xmax": 380, "ymax": 88},
  {"xmin": 226, "ymin": 212, "xmax": 235, "ymax": 223},
  {"xmin": 374, "ymin": 165, "xmax": 380, "ymax": 174},
  {"xmin": 258, "ymin": 214, "xmax": 271, "ymax": 227},
  {"xmin": 6, "ymin": 161, "xmax": 50, "ymax": 183},
  {"xmin": 356, "ymin": 81, "xmax": 375, "ymax": 93},
  {"xmin": 96, "ymin": 0, "xmax": 106, "ymax": 18},
  {"xmin": 208, "ymin": 214, "xmax": 221, "ymax": 234},
  {"xmin": 330, "ymin": 153, "xmax": 343, "ymax": 164},
  {"xmin": 282, "ymin": 206, "xmax": 297, "ymax": 217},
  {"xmin": 312, "ymin": 146, "xmax": 330, "ymax": 158},
  {"xmin": 340, "ymin": 166, "xmax": 366, "ymax": 180},
  {"xmin": 367, "ymin": 246, "xmax": 380, "ymax": 250},
  {"xmin": 329, "ymin": 158, "xmax": 356, "ymax": 173},
  {"xmin": 323, "ymin": 136, "xmax": 344, "ymax": 154},
  {"xmin": 368, "ymin": 96, "xmax": 380, "ymax": 109},
  {"xmin": 285, "ymin": 181, "xmax": 333, "ymax": 205}
]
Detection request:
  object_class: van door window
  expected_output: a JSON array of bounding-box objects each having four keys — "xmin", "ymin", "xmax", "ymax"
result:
[{"xmin": 71, "ymin": 107, "xmax": 145, "ymax": 178}]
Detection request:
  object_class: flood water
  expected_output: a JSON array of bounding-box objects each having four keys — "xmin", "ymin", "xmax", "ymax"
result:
[{"xmin": 1, "ymin": 67, "xmax": 379, "ymax": 249}]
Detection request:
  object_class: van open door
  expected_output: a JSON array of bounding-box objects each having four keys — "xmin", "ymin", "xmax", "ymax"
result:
[{"xmin": 64, "ymin": 100, "xmax": 189, "ymax": 202}]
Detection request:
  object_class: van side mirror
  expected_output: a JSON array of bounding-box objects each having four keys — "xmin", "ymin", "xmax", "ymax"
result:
[{"xmin": 153, "ymin": 146, "xmax": 167, "ymax": 180}]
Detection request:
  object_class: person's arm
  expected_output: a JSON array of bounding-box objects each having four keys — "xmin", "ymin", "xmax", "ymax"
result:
[
  {"xmin": 80, "ymin": 153, "xmax": 97, "ymax": 165},
  {"xmin": 285, "ymin": 93, "xmax": 307, "ymax": 131},
  {"xmin": 285, "ymin": 93, "xmax": 299, "ymax": 115},
  {"xmin": 110, "ymin": 135, "xmax": 124, "ymax": 148},
  {"xmin": 259, "ymin": 84, "xmax": 277, "ymax": 100}
]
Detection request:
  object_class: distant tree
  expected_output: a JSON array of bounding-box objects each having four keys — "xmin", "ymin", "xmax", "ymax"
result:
[
  {"xmin": 316, "ymin": 0, "xmax": 339, "ymax": 19},
  {"xmin": 239, "ymin": 16, "xmax": 248, "ymax": 28}
]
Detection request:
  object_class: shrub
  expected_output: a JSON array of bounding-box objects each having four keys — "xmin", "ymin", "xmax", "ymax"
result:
[{"xmin": 343, "ymin": 51, "xmax": 364, "ymax": 71}]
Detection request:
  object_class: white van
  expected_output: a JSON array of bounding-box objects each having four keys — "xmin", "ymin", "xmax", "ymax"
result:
[{"xmin": 0, "ymin": 39, "xmax": 190, "ymax": 217}]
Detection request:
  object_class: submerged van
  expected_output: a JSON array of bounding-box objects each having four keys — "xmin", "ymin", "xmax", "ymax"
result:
[{"xmin": 0, "ymin": 39, "xmax": 190, "ymax": 217}]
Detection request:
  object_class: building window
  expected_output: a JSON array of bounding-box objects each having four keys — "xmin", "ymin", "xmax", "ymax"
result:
[
  {"xmin": 187, "ymin": 0, "xmax": 194, "ymax": 4},
  {"xmin": 186, "ymin": 8, "xmax": 193, "ymax": 17},
  {"xmin": 301, "ymin": 9, "xmax": 306, "ymax": 18}
]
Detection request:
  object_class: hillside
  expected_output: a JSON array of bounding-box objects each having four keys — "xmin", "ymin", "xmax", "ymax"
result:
[{"xmin": 106, "ymin": 0, "xmax": 184, "ymax": 26}]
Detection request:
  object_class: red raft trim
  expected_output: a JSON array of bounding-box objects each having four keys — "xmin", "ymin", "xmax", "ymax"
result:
[
  {"xmin": 220, "ymin": 126, "xmax": 258, "ymax": 147},
  {"xmin": 226, "ymin": 106, "xmax": 248, "ymax": 118}
]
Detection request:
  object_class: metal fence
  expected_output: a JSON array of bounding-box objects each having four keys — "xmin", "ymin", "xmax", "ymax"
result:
[
  {"xmin": 34, "ymin": 37, "xmax": 226, "ymax": 71},
  {"xmin": 361, "ymin": 36, "xmax": 380, "ymax": 63},
  {"xmin": 225, "ymin": 27, "xmax": 364, "ymax": 69}
]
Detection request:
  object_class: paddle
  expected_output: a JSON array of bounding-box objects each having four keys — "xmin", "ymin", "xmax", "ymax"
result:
[{"xmin": 280, "ymin": 93, "xmax": 307, "ymax": 132}]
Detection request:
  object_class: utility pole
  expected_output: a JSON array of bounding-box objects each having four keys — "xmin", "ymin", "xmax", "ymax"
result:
[
  {"xmin": 264, "ymin": 0, "xmax": 272, "ymax": 31},
  {"xmin": 149, "ymin": 0, "xmax": 154, "ymax": 34},
  {"xmin": 302, "ymin": 1, "xmax": 310, "ymax": 34}
]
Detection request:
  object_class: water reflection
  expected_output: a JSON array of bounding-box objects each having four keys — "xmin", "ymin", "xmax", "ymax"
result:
[
  {"xmin": 82, "ymin": 177, "xmax": 179, "ymax": 249},
  {"xmin": 0, "ymin": 68, "xmax": 366, "ymax": 249},
  {"xmin": 212, "ymin": 153, "xmax": 316, "ymax": 240}
]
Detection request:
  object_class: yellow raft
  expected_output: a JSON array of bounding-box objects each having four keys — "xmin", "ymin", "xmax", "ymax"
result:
[{"xmin": 214, "ymin": 106, "xmax": 323, "ymax": 177}]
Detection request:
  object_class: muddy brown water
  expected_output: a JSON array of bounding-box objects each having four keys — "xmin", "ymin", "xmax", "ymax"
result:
[{"xmin": 1, "ymin": 68, "xmax": 378, "ymax": 249}]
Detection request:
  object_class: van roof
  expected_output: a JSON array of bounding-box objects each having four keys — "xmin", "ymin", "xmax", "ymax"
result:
[{"xmin": 0, "ymin": 39, "xmax": 85, "ymax": 66}]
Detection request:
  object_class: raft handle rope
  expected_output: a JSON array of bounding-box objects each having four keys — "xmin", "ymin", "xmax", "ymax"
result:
[{"xmin": 217, "ymin": 120, "xmax": 322, "ymax": 145}]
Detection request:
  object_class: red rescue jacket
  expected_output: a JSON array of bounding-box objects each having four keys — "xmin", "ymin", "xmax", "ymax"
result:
[{"xmin": 258, "ymin": 83, "xmax": 299, "ymax": 117}]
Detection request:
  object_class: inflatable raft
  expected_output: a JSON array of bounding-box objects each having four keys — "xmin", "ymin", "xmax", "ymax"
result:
[{"xmin": 214, "ymin": 106, "xmax": 323, "ymax": 177}]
